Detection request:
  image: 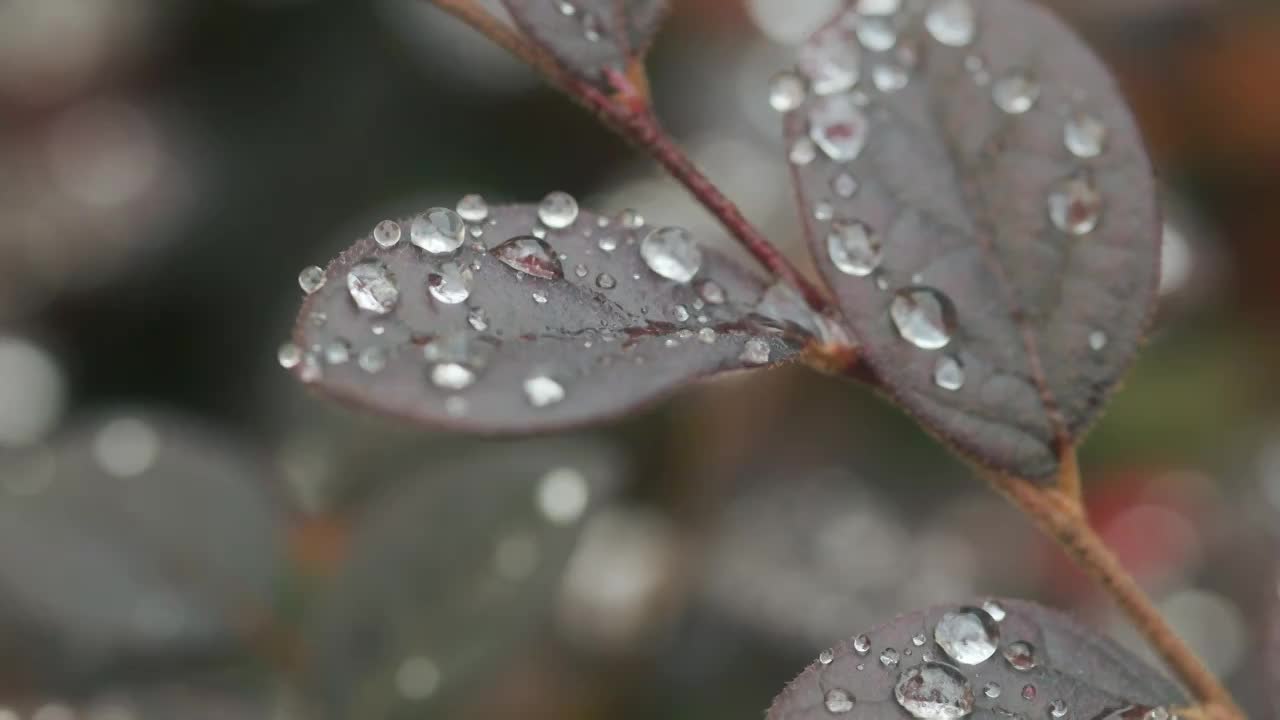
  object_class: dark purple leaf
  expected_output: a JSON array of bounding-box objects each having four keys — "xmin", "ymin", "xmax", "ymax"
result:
[
  {"xmin": 502, "ymin": 0, "xmax": 668, "ymax": 86},
  {"xmin": 780, "ymin": 0, "xmax": 1160, "ymax": 480},
  {"xmin": 286, "ymin": 198, "xmax": 813, "ymax": 432},
  {"xmin": 302, "ymin": 439, "xmax": 621, "ymax": 719},
  {"xmin": 768, "ymin": 598, "xmax": 1184, "ymax": 720}
]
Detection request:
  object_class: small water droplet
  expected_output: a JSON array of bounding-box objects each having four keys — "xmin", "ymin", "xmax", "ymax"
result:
[
  {"xmin": 1050, "ymin": 700, "xmax": 1068, "ymax": 718},
  {"xmin": 347, "ymin": 260, "xmax": 399, "ymax": 314},
  {"xmin": 925, "ymin": 0, "xmax": 976, "ymax": 47},
  {"xmin": 872, "ymin": 63, "xmax": 910, "ymax": 92},
  {"xmin": 538, "ymin": 466, "xmax": 589, "ymax": 524},
  {"xmin": 992, "ymin": 72, "xmax": 1040, "ymax": 114},
  {"xmin": 641, "ymin": 226, "xmax": 703, "ymax": 283},
  {"xmin": 825, "ymin": 689, "xmax": 855, "ymax": 714},
  {"xmin": 278, "ymin": 342, "xmax": 302, "ymax": 369},
  {"xmin": 856, "ymin": 17, "xmax": 897, "ymax": 51},
  {"xmin": 427, "ymin": 262, "xmax": 471, "ymax": 304},
  {"xmin": 983, "ymin": 682, "xmax": 1001, "ymax": 699},
  {"xmin": 1021, "ymin": 685, "xmax": 1037, "ymax": 701},
  {"xmin": 857, "ymin": 0, "xmax": 901, "ymax": 15},
  {"xmin": 894, "ymin": 662, "xmax": 975, "ymax": 720},
  {"xmin": 456, "ymin": 194, "xmax": 489, "ymax": 222},
  {"xmin": 740, "ymin": 338, "xmax": 771, "ymax": 366},
  {"xmin": 1089, "ymin": 330, "xmax": 1107, "ymax": 351},
  {"xmin": 934, "ymin": 607, "xmax": 999, "ymax": 664},
  {"xmin": 571, "ymin": 264, "xmax": 588, "ymax": 280},
  {"xmin": 698, "ymin": 327, "xmax": 716, "ymax": 344},
  {"xmin": 325, "ymin": 339, "xmax": 351, "ymax": 365},
  {"xmin": 532, "ymin": 291, "xmax": 548, "ymax": 304},
  {"xmin": 790, "ymin": 138, "xmax": 818, "ymax": 166},
  {"xmin": 669, "ymin": 304, "xmax": 690, "ymax": 322},
  {"xmin": 814, "ymin": 202, "xmax": 834, "ymax": 221},
  {"xmin": 431, "ymin": 362, "xmax": 475, "ymax": 390},
  {"xmin": 557, "ymin": 0, "xmax": 576, "ymax": 15},
  {"xmin": 374, "ymin": 219, "xmax": 402, "ymax": 247},
  {"xmin": 769, "ymin": 71, "xmax": 808, "ymax": 112},
  {"xmin": 912, "ymin": 633, "xmax": 927, "ymax": 647},
  {"xmin": 695, "ymin": 279, "xmax": 726, "ymax": 305},
  {"xmin": 879, "ymin": 648, "xmax": 900, "ymax": 667},
  {"xmin": 358, "ymin": 346, "xmax": 388, "ymax": 373},
  {"xmin": 819, "ymin": 649, "xmax": 835, "ymax": 665},
  {"xmin": 538, "ymin": 191, "xmax": 579, "ymax": 229},
  {"xmin": 1064, "ymin": 112, "xmax": 1107, "ymax": 158},
  {"xmin": 982, "ymin": 600, "xmax": 1006, "ymax": 621},
  {"xmin": 619, "ymin": 208, "xmax": 645, "ymax": 229},
  {"xmin": 298, "ymin": 266, "xmax": 326, "ymax": 294},
  {"xmin": 468, "ymin": 308, "xmax": 489, "ymax": 331},
  {"xmin": 890, "ymin": 287, "xmax": 954, "ymax": 350},
  {"xmin": 832, "ymin": 172, "xmax": 859, "ymax": 198},
  {"xmin": 1048, "ymin": 173, "xmax": 1103, "ymax": 235},
  {"xmin": 410, "ymin": 208, "xmax": 467, "ymax": 254},
  {"xmin": 596, "ymin": 273, "xmax": 617, "ymax": 289},
  {"xmin": 827, "ymin": 219, "xmax": 882, "ymax": 276},
  {"xmin": 810, "ymin": 95, "xmax": 869, "ymax": 161},
  {"xmin": 853, "ymin": 634, "xmax": 871, "ymax": 655},
  {"xmin": 934, "ymin": 355, "xmax": 965, "ymax": 391},
  {"xmin": 799, "ymin": 26, "xmax": 860, "ymax": 95},
  {"xmin": 598, "ymin": 235, "xmax": 618, "ymax": 252},
  {"xmin": 493, "ymin": 235, "xmax": 565, "ymax": 279},
  {"xmin": 1003, "ymin": 641, "xmax": 1037, "ymax": 671},
  {"xmin": 524, "ymin": 375, "xmax": 565, "ymax": 407},
  {"xmin": 581, "ymin": 11, "xmax": 602, "ymax": 42}
]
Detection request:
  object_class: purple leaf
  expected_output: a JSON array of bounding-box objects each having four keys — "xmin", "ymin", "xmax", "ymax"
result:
[
  {"xmin": 768, "ymin": 598, "xmax": 1184, "ymax": 720},
  {"xmin": 502, "ymin": 0, "xmax": 668, "ymax": 86},
  {"xmin": 286, "ymin": 198, "xmax": 812, "ymax": 432},
  {"xmin": 780, "ymin": 0, "xmax": 1160, "ymax": 480}
]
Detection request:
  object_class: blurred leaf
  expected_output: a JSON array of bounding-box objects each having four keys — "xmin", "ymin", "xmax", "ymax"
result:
[
  {"xmin": 767, "ymin": 598, "xmax": 1183, "ymax": 719},
  {"xmin": 288, "ymin": 199, "xmax": 810, "ymax": 433},
  {"xmin": 502, "ymin": 0, "xmax": 667, "ymax": 86},
  {"xmin": 781, "ymin": 0, "xmax": 1159, "ymax": 480}
]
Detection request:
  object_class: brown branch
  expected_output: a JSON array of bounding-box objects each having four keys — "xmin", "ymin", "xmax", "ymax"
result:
[{"xmin": 982, "ymin": 464, "xmax": 1243, "ymax": 720}]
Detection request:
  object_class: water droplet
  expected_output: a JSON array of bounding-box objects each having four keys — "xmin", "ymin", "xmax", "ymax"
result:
[
  {"xmin": 934, "ymin": 607, "xmax": 1000, "ymax": 664},
  {"xmin": 879, "ymin": 648, "xmax": 900, "ymax": 667},
  {"xmin": 325, "ymin": 339, "xmax": 351, "ymax": 365},
  {"xmin": 982, "ymin": 600, "xmax": 1006, "ymax": 621},
  {"xmin": 431, "ymin": 362, "xmax": 475, "ymax": 390},
  {"xmin": 669, "ymin": 304, "xmax": 690, "ymax": 322},
  {"xmin": 493, "ymin": 235, "xmax": 566, "ymax": 279},
  {"xmin": 538, "ymin": 191, "xmax": 579, "ymax": 229},
  {"xmin": 1048, "ymin": 173, "xmax": 1102, "ymax": 235},
  {"xmin": 740, "ymin": 338, "xmax": 771, "ymax": 366},
  {"xmin": 347, "ymin": 260, "xmax": 399, "ymax": 314},
  {"xmin": 1144, "ymin": 709, "xmax": 1170, "ymax": 720},
  {"xmin": 596, "ymin": 273, "xmax": 616, "ymax": 289},
  {"xmin": 538, "ymin": 467, "xmax": 589, "ymax": 525},
  {"xmin": 857, "ymin": 0, "xmax": 900, "ymax": 15},
  {"xmin": 278, "ymin": 342, "xmax": 302, "ymax": 369},
  {"xmin": 396, "ymin": 655, "xmax": 441, "ymax": 700},
  {"xmin": 1089, "ymin": 330, "xmax": 1107, "ymax": 351},
  {"xmin": 925, "ymin": 0, "xmax": 976, "ymax": 47},
  {"xmin": 557, "ymin": 0, "xmax": 576, "ymax": 15},
  {"xmin": 1021, "ymin": 685, "xmax": 1037, "ymax": 701},
  {"xmin": 992, "ymin": 72, "xmax": 1040, "ymax": 114},
  {"xmin": 827, "ymin": 220, "xmax": 882, "ymax": 276},
  {"xmin": 872, "ymin": 63, "xmax": 910, "ymax": 92},
  {"xmin": 427, "ymin": 262, "xmax": 471, "ymax": 304},
  {"xmin": 1050, "ymin": 700, "xmax": 1068, "ymax": 718},
  {"xmin": 832, "ymin": 172, "xmax": 859, "ymax": 198},
  {"xmin": 934, "ymin": 355, "xmax": 965, "ymax": 391},
  {"xmin": 524, "ymin": 375, "xmax": 565, "ymax": 407},
  {"xmin": 856, "ymin": 17, "xmax": 897, "ymax": 51},
  {"xmin": 1003, "ymin": 641, "xmax": 1037, "ymax": 671},
  {"xmin": 769, "ymin": 71, "xmax": 808, "ymax": 112},
  {"xmin": 798, "ymin": 26, "xmax": 860, "ymax": 95},
  {"xmin": 890, "ymin": 287, "xmax": 954, "ymax": 350},
  {"xmin": 532, "ymin": 291, "xmax": 548, "ymax": 304},
  {"xmin": 619, "ymin": 208, "xmax": 645, "ymax": 229},
  {"xmin": 641, "ymin": 227, "xmax": 703, "ymax": 283},
  {"xmin": 814, "ymin": 202, "xmax": 834, "ymax": 221},
  {"xmin": 456, "ymin": 194, "xmax": 489, "ymax": 222},
  {"xmin": 825, "ymin": 689, "xmax": 856, "ymax": 714},
  {"xmin": 468, "ymin": 308, "xmax": 489, "ymax": 331},
  {"xmin": 358, "ymin": 346, "xmax": 388, "ymax": 374},
  {"xmin": 1064, "ymin": 112, "xmax": 1107, "ymax": 158},
  {"xmin": 298, "ymin": 266, "xmax": 325, "ymax": 294},
  {"xmin": 582, "ymin": 12, "xmax": 602, "ymax": 42},
  {"xmin": 533, "ymin": 227, "xmax": 547, "ymax": 239},
  {"xmin": 983, "ymin": 682, "xmax": 1001, "ymax": 699},
  {"xmin": 598, "ymin": 235, "xmax": 618, "ymax": 252},
  {"xmin": 574, "ymin": 263, "xmax": 589, "ymax": 279},
  {"xmin": 810, "ymin": 95, "xmax": 869, "ymax": 161},
  {"xmin": 410, "ymin": 208, "xmax": 467, "ymax": 254},
  {"xmin": 698, "ymin": 327, "xmax": 716, "ymax": 344},
  {"xmin": 894, "ymin": 663, "xmax": 975, "ymax": 720},
  {"xmin": 819, "ymin": 649, "xmax": 835, "ymax": 665},
  {"xmin": 912, "ymin": 633, "xmax": 927, "ymax": 647},
  {"xmin": 696, "ymin": 279, "xmax": 726, "ymax": 305},
  {"xmin": 853, "ymin": 634, "xmax": 871, "ymax": 655},
  {"xmin": 374, "ymin": 219, "xmax": 402, "ymax": 248},
  {"xmin": 790, "ymin": 138, "xmax": 818, "ymax": 166}
]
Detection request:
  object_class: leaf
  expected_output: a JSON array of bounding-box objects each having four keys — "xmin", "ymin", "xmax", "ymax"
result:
[
  {"xmin": 780, "ymin": 0, "xmax": 1160, "ymax": 480},
  {"xmin": 287, "ymin": 198, "xmax": 811, "ymax": 432},
  {"xmin": 767, "ymin": 598, "xmax": 1184, "ymax": 720},
  {"xmin": 301, "ymin": 439, "xmax": 621, "ymax": 719},
  {"xmin": 501, "ymin": 0, "xmax": 668, "ymax": 86},
  {"xmin": 0, "ymin": 411, "xmax": 285, "ymax": 684}
]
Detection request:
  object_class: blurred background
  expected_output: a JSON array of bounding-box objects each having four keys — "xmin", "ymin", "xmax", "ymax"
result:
[{"xmin": 0, "ymin": 0, "xmax": 1278, "ymax": 718}]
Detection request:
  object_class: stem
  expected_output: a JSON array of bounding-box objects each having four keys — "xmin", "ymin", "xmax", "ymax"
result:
[{"xmin": 983, "ymin": 465, "xmax": 1243, "ymax": 720}]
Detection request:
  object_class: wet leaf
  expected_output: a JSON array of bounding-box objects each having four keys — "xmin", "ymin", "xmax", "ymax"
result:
[
  {"xmin": 301, "ymin": 439, "xmax": 621, "ymax": 719},
  {"xmin": 288, "ymin": 200, "xmax": 810, "ymax": 432},
  {"xmin": 768, "ymin": 598, "xmax": 1184, "ymax": 720},
  {"xmin": 502, "ymin": 0, "xmax": 668, "ymax": 86},
  {"xmin": 0, "ymin": 412, "xmax": 285, "ymax": 684},
  {"xmin": 781, "ymin": 0, "xmax": 1160, "ymax": 480}
]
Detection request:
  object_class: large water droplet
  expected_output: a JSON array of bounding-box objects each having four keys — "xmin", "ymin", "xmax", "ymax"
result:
[
  {"xmin": 798, "ymin": 26, "xmax": 861, "ymax": 95},
  {"xmin": 1048, "ymin": 173, "xmax": 1103, "ymax": 235},
  {"xmin": 1003, "ymin": 641, "xmax": 1037, "ymax": 671},
  {"xmin": 347, "ymin": 260, "xmax": 399, "ymax": 314},
  {"xmin": 894, "ymin": 663, "xmax": 975, "ymax": 720},
  {"xmin": 810, "ymin": 95, "xmax": 869, "ymax": 161},
  {"xmin": 856, "ymin": 17, "xmax": 897, "ymax": 51},
  {"xmin": 456, "ymin": 194, "xmax": 489, "ymax": 222},
  {"xmin": 925, "ymin": 0, "xmax": 976, "ymax": 47},
  {"xmin": 934, "ymin": 607, "xmax": 1000, "ymax": 664},
  {"xmin": 992, "ymin": 72, "xmax": 1040, "ymax": 114},
  {"xmin": 493, "ymin": 235, "xmax": 565, "ymax": 279},
  {"xmin": 825, "ymin": 689, "xmax": 855, "ymax": 714},
  {"xmin": 298, "ymin": 266, "xmax": 326, "ymax": 294},
  {"xmin": 411, "ymin": 208, "xmax": 467, "ymax": 254},
  {"xmin": 641, "ymin": 227, "xmax": 703, "ymax": 283},
  {"xmin": 524, "ymin": 375, "xmax": 565, "ymax": 407},
  {"xmin": 427, "ymin": 262, "xmax": 471, "ymax": 304},
  {"xmin": 890, "ymin": 288, "xmax": 954, "ymax": 350},
  {"xmin": 827, "ymin": 220, "xmax": 882, "ymax": 276},
  {"xmin": 374, "ymin": 219, "xmax": 402, "ymax": 248},
  {"xmin": 769, "ymin": 71, "xmax": 808, "ymax": 112},
  {"xmin": 1064, "ymin": 112, "xmax": 1107, "ymax": 158},
  {"xmin": 934, "ymin": 355, "xmax": 965, "ymax": 391},
  {"xmin": 431, "ymin": 362, "xmax": 476, "ymax": 390},
  {"xmin": 538, "ymin": 191, "xmax": 579, "ymax": 229},
  {"xmin": 740, "ymin": 338, "xmax": 771, "ymax": 366}
]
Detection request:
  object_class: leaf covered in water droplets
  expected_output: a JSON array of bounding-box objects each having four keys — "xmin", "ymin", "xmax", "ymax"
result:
[
  {"xmin": 767, "ymin": 598, "xmax": 1183, "ymax": 720},
  {"xmin": 780, "ymin": 0, "xmax": 1160, "ymax": 480},
  {"xmin": 502, "ymin": 0, "xmax": 668, "ymax": 87},
  {"xmin": 288, "ymin": 200, "xmax": 811, "ymax": 431}
]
